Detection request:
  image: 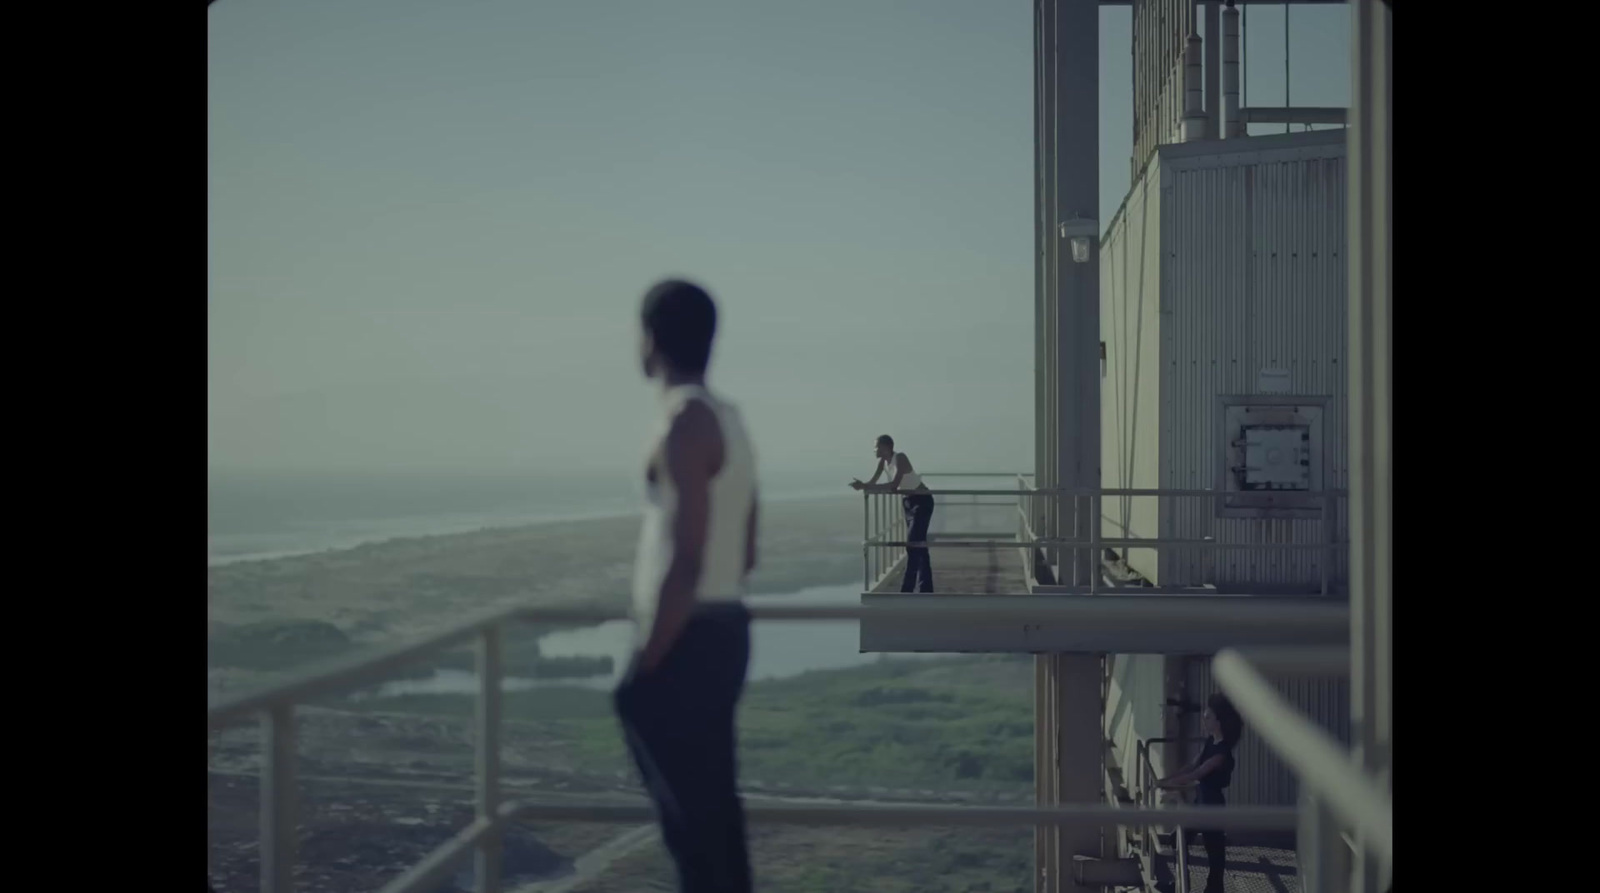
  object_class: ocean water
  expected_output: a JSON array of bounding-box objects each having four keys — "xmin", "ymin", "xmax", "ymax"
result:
[
  {"xmin": 207, "ymin": 468, "xmax": 847, "ymax": 565},
  {"xmin": 354, "ymin": 582, "xmax": 930, "ymax": 698}
]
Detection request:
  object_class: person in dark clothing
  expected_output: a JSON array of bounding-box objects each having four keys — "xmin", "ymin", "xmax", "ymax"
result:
[
  {"xmin": 615, "ymin": 280, "xmax": 760, "ymax": 893},
  {"xmin": 1159, "ymin": 693, "xmax": 1244, "ymax": 893},
  {"xmin": 850, "ymin": 434, "xmax": 934, "ymax": 592}
]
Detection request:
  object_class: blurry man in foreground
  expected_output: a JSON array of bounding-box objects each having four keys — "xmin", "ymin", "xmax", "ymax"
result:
[{"xmin": 614, "ymin": 279, "xmax": 759, "ymax": 892}]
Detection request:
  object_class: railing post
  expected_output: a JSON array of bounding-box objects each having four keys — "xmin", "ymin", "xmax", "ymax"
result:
[
  {"xmin": 1299, "ymin": 792, "xmax": 1347, "ymax": 893},
  {"xmin": 875, "ymin": 494, "xmax": 883, "ymax": 585},
  {"xmin": 1174, "ymin": 825, "xmax": 1189, "ymax": 893},
  {"xmin": 476, "ymin": 626, "xmax": 504, "ymax": 893},
  {"xmin": 1088, "ymin": 492, "xmax": 1100, "ymax": 594},
  {"xmin": 261, "ymin": 703, "xmax": 297, "ymax": 893},
  {"xmin": 862, "ymin": 490, "xmax": 871, "ymax": 590}
]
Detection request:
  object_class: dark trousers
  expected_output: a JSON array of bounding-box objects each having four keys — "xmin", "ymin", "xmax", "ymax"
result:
[
  {"xmin": 1193, "ymin": 791, "xmax": 1227, "ymax": 893},
  {"xmin": 613, "ymin": 603, "xmax": 752, "ymax": 893},
  {"xmin": 901, "ymin": 494, "xmax": 935, "ymax": 593},
  {"xmin": 1195, "ymin": 828, "xmax": 1226, "ymax": 892}
]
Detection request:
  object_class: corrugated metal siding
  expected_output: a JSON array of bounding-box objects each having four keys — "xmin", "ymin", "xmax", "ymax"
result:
[
  {"xmin": 1100, "ymin": 161, "xmax": 1165, "ymax": 583},
  {"xmin": 1186, "ymin": 657, "xmax": 1351, "ymax": 807},
  {"xmin": 1156, "ymin": 138, "xmax": 1350, "ymax": 589}
]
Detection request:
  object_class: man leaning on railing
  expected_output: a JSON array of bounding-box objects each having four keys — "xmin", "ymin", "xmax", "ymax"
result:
[{"xmin": 851, "ymin": 434, "xmax": 935, "ymax": 593}]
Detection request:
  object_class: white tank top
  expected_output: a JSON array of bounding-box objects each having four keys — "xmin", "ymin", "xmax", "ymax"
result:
[
  {"xmin": 889, "ymin": 453, "xmax": 924, "ymax": 491},
  {"xmin": 632, "ymin": 384, "xmax": 756, "ymax": 638}
]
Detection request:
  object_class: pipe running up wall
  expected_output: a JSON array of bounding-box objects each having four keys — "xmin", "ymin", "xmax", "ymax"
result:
[{"xmin": 1223, "ymin": 1, "xmax": 1242, "ymax": 137}]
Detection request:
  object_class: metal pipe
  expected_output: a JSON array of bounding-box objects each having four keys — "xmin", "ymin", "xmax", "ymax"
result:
[
  {"xmin": 862, "ymin": 491, "xmax": 870, "ymax": 590},
  {"xmin": 1223, "ymin": 1, "xmax": 1242, "ymax": 137},
  {"xmin": 1348, "ymin": 3, "xmax": 1392, "ymax": 887},
  {"xmin": 1225, "ymin": 645, "xmax": 1349, "ymax": 676},
  {"xmin": 1242, "ymin": 106, "xmax": 1346, "ymax": 125},
  {"xmin": 1175, "ymin": 825, "xmax": 1190, "ymax": 892},
  {"xmin": 261, "ymin": 704, "xmax": 297, "ymax": 893},
  {"xmin": 873, "ymin": 494, "xmax": 881, "ymax": 582},
  {"xmin": 1212, "ymin": 649, "xmax": 1393, "ymax": 863},
  {"xmin": 1183, "ymin": 10, "xmax": 1204, "ymax": 140},
  {"xmin": 1089, "ymin": 492, "xmax": 1101, "ymax": 593},
  {"xmin": 874, "ymin": 538, "xmax": 1338, "ymax": 550},
  {"xmin": 1299, "ymin": 792, "xmax": 1350, "ymax": 893},
  {"xmin": 501, "ymin": 799, "xmax": 1299, "ymax": 832},
  {"xmin": 1205, "ymin": 0, "xmax": 1220, "ymax": 138},
  {"xmin": 1285, "ymin": 2, "xmax": 1291, "ymax": 133},
  {"xmin": 858, "ymin": 486, "xmax": 1348, "ymax": 497}
]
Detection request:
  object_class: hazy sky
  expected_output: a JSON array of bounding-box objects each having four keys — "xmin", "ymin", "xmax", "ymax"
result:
[{"xmin": 208, "ymin": 0, "xmax": 1349, "ymax": 481}]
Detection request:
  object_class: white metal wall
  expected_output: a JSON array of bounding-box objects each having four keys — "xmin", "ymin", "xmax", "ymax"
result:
[
  {"xmin": 1099, "ymin": 155, "xmax": 1165, "ymax": 584},
  {"xmin": 1156, "ymin": 132, "xmax": 1350, "ymax": 590},
  {"xmin": 1185, "ymin": 656, "xmax": 1351, "ymax": 808},
  {"xmin": 1105, "ymin": 654, "xmax": 1169, "ymax": 787}
]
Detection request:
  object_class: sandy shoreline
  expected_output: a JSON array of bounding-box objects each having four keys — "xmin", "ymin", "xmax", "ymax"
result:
[{"xmin": 208, "ymin": 495, "xmax": 864, "ymax": 642}]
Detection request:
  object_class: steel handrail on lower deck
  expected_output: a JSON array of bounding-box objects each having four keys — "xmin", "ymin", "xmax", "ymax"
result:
[
  {"xmin": 208, "ymin": 600, "xmax": 1338, "ymax": 893},
  {"xmin": 863, "ymin": 483, "xmax": 1348, "ymax": 595}
]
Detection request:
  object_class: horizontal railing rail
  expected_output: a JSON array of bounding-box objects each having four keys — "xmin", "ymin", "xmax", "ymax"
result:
[
  {"xmin": 208, "ymin": 600, "xmax": 1356, "ymax": 893},
  {"xmin": 861, "ymin": 483, "xmax": 1349, "ymax": 595}
]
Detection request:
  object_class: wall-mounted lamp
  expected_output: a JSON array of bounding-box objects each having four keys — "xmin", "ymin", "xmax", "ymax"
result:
[{"xmin": 1057, "ymin": 217, "xmax": 1099, "ymax": 264}]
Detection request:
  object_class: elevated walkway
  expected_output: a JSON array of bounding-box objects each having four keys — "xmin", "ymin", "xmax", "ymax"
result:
[{"xmin": 855, "ymin": 480, "xmax": 1348, "ymax": 655}]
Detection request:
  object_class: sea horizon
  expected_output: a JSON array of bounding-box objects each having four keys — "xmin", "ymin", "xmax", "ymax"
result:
[{"xmin": 208, "ymin": 467, "xmax": 854, "ymax": 566}]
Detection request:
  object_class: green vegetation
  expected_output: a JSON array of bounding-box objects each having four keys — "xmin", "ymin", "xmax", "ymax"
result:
[
  {"xmin": 345, "ymin": 654, "xmax": 1035, "ymax": 796},
  {"xmin": 208, "ymin": 619, "xmax": 352, "ymax": 670}
]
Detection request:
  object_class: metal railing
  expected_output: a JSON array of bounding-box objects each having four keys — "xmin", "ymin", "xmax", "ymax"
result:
[
  {"xmin": 1133, "ymin": 735, "xmax": 1190, "ymax": 891},
  {"xmin": 1130, "ymin": 655, "xmax": 1391, "ymax": 893},
  {"xmin": 209, "ymin": 599, "xmax": 1319, "ymax": 893},
  {"xmin": 861, "ymin": 479, "xmax": 1347, "ymax": 595},
  {"xmin": 861, "ymin": 473, "xmax": 1029, "ymax": 591},
  {"xmin": 1212, "ymin": 647, "xmax": 1392, "ymax": 892}
]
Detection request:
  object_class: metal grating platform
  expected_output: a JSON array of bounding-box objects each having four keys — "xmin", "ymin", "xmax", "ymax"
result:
[
  {"xmin": 866, "ymin": 540, "xmax": 1028, "ymax": 595},
  {"xmin": 1153, "ymin": 843, "xmax": 1301, "ymax": 893}
]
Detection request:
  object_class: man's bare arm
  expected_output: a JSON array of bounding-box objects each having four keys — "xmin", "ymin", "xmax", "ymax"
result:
[
  {"xmin": 638, "ymin": 401, "xmax": 721, "ymax": 671},
  {"xmin": 851, "ymin": 459, "xmax": 887, "ymax": 491},
  {"xmin": 860, "ymin": 455, "xmax": 908, "ymax": 492}
]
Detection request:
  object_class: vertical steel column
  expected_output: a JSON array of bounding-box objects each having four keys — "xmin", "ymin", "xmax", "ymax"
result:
[
  {"xmin": 1053, "ymin": 0, "xmax": 1100, "ymax": 592},
  {"xmin": 1041, "ymin": 0, "xmax": 1059, "ymax": 575},
  {"xmin": 1034, "ymin": 7, "xmax": 1055, "ymax": 878},
  {"xmin": 261, "ymin": 704, "xmax": 297, "ymax": 893},
  {"xmin": 1347, "ymin": 1, "xmax": 1392, "ymax": 889},
  {"xmin": 1298, "ymin": 792, "xmax": 1349, "ymax": 893},
  {"xmin": 1204, "ymin": 1, "xmax": 1220, "ymax": 138},
  {"xmin": 1035, "ymin": 0, "xmax": 1049, "ymax": 549},
  {"xmin": 1035, "ymin": 654, "xmax": 1056, "ymax": 893},
  {"xmin": 1089, "ymin": 493, "xmax": 1101, "ymax": 593},
  {"xmin": 476, "ymin": 626, "xmax": 504, "ymax": 893},
  {"xmin": 1222, "ymin": 2, "xmax": 1242, "ymax": 137},
  {"xmin": 1054, "ymin": 653, "xmax": 1105, "ymax": 890}
]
